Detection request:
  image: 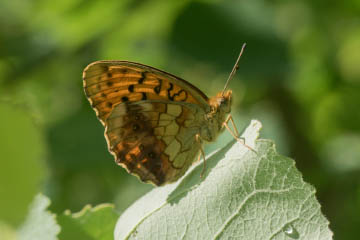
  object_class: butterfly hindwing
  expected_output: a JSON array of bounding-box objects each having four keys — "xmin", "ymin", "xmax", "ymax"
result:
[{"xmin": 105, "ymin": 101, "xmax": 202, "ymax": 185}]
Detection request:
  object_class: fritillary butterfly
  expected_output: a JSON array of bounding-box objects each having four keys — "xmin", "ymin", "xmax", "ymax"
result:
[{"xmin": 83, "ymin": 44, "xmax": 246, "ymax": 186}]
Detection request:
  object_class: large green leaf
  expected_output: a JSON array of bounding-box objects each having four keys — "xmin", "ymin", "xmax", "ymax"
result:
[{"xmin": 115, "ymin": 120, "xmax": 332, "ymax": 239}]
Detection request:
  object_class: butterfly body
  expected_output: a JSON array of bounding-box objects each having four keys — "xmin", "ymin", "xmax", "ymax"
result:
[
  {"xmin": 201, "ymin": 91, "xmax": 232, "ymax": 142},
  {"xmin": 83, "ymin": 61, "xmax": 232, "ymax": 186}
]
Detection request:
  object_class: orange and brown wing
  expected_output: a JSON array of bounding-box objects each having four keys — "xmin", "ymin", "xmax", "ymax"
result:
[
  {"xmin": 105, "ymin": 101, "xmax": 203, "ymax": 186},
  {"xmin": 83, "ymin": 61, "xmax": 209, "ymax": 125}
]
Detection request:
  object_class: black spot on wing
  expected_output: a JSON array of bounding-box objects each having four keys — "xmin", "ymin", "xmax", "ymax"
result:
[
  {"xmin": 173, "ymin": 89, "xmax": 188, "ymax": 101},
  {"xmin": 154, "ymin": 79, "xmax": 162, "ymax": 94},
  {"xmin": 138, "ymin": 72, "xmax": 146, "ymax": 84},
  {"xmin": 167, "ymin": 83, "xmax": 174, "ymax": 100},
  {"xmin": 128, "ymin": 85, "xmax": 134, "ymax": 92}
]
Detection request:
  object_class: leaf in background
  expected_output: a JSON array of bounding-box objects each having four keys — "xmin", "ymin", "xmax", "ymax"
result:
[
  {"xmin": 115, "ymin": 120, "xmax": 332, "ymax": 240},
  {"xmin": 17, "ymin": 194, "xmax": 119, "ymax": 240},
  {"xmin": 58, "ymin": 204, "xmax": 119, "ymax": 240},
  {"xmin": 17, "ymin": 194, "xmax": 60, "ymax": 240},
  {"xmin": 0, "ymin": 102, "xmax": 46, "ymax": 226},
  {"xmin": 0, "ymin": 221, "xmax": 17, "ymax": 240}
]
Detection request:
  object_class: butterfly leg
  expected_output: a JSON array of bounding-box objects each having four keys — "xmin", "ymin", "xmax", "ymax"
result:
[
  {"xmin": 225, "ymin": 114, "xmax": 239, "ymax": 137},
  {"xmin": 223, "ymin": 115, "xmax": 256, "ymax": 153},
  {"xmin": 195, "ymin": 133, "xmax": 206, "ymax": 178}
]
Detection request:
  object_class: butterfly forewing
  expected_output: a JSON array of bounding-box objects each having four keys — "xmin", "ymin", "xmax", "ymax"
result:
[{"xmin": 83, "ymin": 61, "xmax": 209, "ymax": 125}]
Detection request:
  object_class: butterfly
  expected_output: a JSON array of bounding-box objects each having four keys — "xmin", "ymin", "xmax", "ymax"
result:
[{"xmin": 83, "ymin": 44, "xmax": 247, "ymax": 186}]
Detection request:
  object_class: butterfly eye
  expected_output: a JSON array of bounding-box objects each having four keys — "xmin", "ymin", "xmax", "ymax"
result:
[
  {"xmin": 217, "ymin": 97, "xmax": 226, "ymax": 106},
  {"xmin": 148, "ymin": 152, "xmax": 156, "ymax": 158}
]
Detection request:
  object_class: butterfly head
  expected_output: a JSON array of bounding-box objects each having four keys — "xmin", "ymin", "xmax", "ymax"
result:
[
  {"xmin": 209, "ymin": 90, "xmax": 232, "ymax": 114},
  {"xmin": 202, "ymin": 90, "xmax": 232, "ymax": 142},
  {"xmin": 218, "ymin": 90, "xmax": 232, "ymax": 113}
]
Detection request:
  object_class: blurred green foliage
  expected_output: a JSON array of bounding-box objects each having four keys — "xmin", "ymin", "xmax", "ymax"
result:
[{"xmin": 0, "ymin": 0, "xmax": 359, "ymax": 238}]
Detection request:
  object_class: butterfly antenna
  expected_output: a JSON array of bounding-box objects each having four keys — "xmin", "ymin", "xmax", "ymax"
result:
[{"xmin": 222, "ymin": 43, "xmax": 246, "ymax": 96}]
